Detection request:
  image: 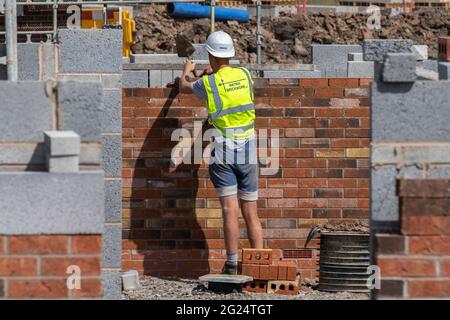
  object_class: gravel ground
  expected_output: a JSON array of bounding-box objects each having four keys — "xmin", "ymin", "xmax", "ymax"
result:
[{"xmin": 122, "ymin": 276, "xmax": 370, "ymax": 300}]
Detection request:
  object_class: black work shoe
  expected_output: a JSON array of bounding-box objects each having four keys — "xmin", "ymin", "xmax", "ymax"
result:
[{"xmin": 221, "ymin": 261, "xmax": 238, "ymax": 275}]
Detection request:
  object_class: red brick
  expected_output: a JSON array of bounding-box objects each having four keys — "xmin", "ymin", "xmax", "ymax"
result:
[
  {"xmin": 71, "ymin": 235, "xmax": 102, "ymax": 254},
  {"xmin": 9, "ymin": 280, "xmax": 68, "ymax": 298},
  {"xmin": 286, "ymin": 262, "xmax": 297, "ymax": 281},
  {"xmin": 300, "ymin": 79, "xmax": 328, "ymax": 88},
  {"xmin": 359, "ymin": 78, "xmax": 373, "ymax": 87},
  {"xmin": 441, "ymin": 259, "xmax": 450, "ymax": 276},
  {"xmin": 409, "ymin": 280, "xmax": 450, "ymax": 298},
  {"xmin": 242, "ymin": 249, "xmax": 273, "ymax": 265},
  {"xmin": 267, "ymin": 280, "xmax": 300, "ymax": 295},
  {"xmin": 438, "ymin": 37, "xmax": 450, "ymax": 61},
  {"xmin": 315, "ymin": 87, "xmax": 344, "ymax": 97},
  {"xmin": 243, "ymin": 280, "xmax": 268, "ymax": 293},
  {"xmin": 259, "ymin": 264, "xmax": 278, "ymax": 280},
  {"xmin": 408, "ymin": 236, "xmax": 450, "ymax": 255},
  {"xmin": 242, "ymin": 264, "xmax": 260, "ymax": 279},
  {"xmin": 329, "ymin": 78, "xmax": 359, "ymax": 87},
  {"xmin": 275, "ymin": 261, "xmax": 287, "ymax": 280},
  {"xmin": 0, "ymin": 236, "xmax": 4, "ymax": 255},
  {"xmin": 8, "ymin": 236, "xmax": 68, "ymax": 254},
  {"xmin": 401, "ymin": 216, "xmax": 450, "ymax": 236},
  {"xmin": 41, "ymin": 257, "xmax": 101, "ymax": 276},
  {"xmin": 377, "ymin": 257, "xmax": 436, "ymax": 277},
  {"xmin": 70, "ymin": 279, "xmax": 102, "ymax": 298},
  {"xmin": 0, "ymin": 257, "xmax": 38, "ymax": 276}
]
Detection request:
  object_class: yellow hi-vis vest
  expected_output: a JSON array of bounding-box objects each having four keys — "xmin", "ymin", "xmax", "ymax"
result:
[{"xmin": 202, "ymin": 66, "xmax": 255, "ymax": 140}]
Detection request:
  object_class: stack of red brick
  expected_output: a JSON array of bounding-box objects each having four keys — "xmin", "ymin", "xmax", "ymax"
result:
[{"xmin": 240, "ymin": 249, "xmax": 300, "ymax": 295}]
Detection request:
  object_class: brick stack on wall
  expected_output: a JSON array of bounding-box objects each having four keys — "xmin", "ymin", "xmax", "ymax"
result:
[
  {"xmin": 122, "ymin": 77, "xmax": 371, "ymax": 279},
  {"xmin": 367, "ymin": 38, "xmax": 450, "ymax": 299}
]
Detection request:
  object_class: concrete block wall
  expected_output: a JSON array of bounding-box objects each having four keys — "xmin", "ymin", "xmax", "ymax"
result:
[
  {"xmin": 122, "ymin": 77, "xmax": 371, "ymax": 279},
  {"xmin": 57, "ymin": 29, "xmax": 123, "ymax": 300},
  {"xmin": 0, "ymin": 29, "xmax": 123, "ymax": 299},
  {"xmin": 369, "ymin": 39, "xmax": 450, "ymax": 299},
  {"xmin": 0, "ymin": 81, "xmax": 104, "ymax": 299}
]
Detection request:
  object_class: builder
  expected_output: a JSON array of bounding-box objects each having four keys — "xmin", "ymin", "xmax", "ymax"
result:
[{"xmin": 179, "ymin": 31, "xmax": 263, "ymax": 275}]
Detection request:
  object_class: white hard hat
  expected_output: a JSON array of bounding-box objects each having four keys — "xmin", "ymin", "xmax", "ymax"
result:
[{"xmin": 206, "ymin": 31, "xmax": 235, "ymax": 58}]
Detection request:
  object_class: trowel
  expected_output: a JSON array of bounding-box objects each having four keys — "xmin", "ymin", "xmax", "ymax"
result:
[{"xmin": 175, "ymin": 34, "xmax": 207, "ymax": 78}]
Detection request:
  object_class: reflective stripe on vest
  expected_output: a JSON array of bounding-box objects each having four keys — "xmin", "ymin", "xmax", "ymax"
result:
[{"xmin": 204, "ymin": 67, "xmax": 255, "ymax": 138}]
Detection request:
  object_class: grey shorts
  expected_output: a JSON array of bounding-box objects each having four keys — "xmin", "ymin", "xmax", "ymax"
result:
[{"xmin": 209, "ymin": 162, "xmax": 259, "ymax": 201}]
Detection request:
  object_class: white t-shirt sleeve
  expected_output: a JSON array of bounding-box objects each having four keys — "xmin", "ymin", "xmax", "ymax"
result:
[{"xmin": 191, "ymin": 78, "xmax": 208, "ymax": 100}]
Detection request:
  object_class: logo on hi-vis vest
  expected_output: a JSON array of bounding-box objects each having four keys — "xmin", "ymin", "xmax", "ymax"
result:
[{"xmin": 219, "ymin": 78, "xmax": 248, "ymax": 93}]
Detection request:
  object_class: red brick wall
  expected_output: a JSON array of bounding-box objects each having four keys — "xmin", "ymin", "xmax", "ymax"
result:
[
  {"xmin": 375, "ymin": 179, "xmax": 450, "ymax": 299},
  {"xmin": 122, "ymin": 77, "xmax": 371, "ymax": 279},
  {"xmin": 0, "ymin": 235, "xmax": 102, "ymax": 299}
]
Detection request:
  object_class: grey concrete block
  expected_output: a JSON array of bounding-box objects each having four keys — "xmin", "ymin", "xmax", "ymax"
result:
[
  {"xmin": 347, "ymin": 61, "xmax": 374, "ymax": 78},
  {"xmin": 105, "ymin": 179, "xmax": 122, "ymax": 223},
  {"xmin": 0, "ymin": 43, "xmax": 40, "ymax": 80},
  {"xmin": 371, "ymin": 167, "xmax": 399, "ymax": 223},
  {"xmin": 103, "ymin": 224, "xmax": 122, "ymax": 268},
  {"xmin": 173, "ymin": 70, "xmax": 183, "ymax": 80},
  {"xmin": 0, "ymin": 81, "xmax": 52, "ymax": 141},
  {"xmin": 382, "ymin": 53, "xmax": 417, "ymax": 83},
  {"xmin": 398, "ymin": 166, "xmax": 422, "ymax": 178},
  {"xmin": 161, "ymin": 70, "xmax": 173, "ymax": 87},
  {"xmin": 102, "ymin": 90, "xmax": 122, "ymax": 134},
  {"xmin": 263, "ymin": 70, "xmax": 322, "ymax": 78},
  {"xmin": 419, "ymin": 59, "xmax": 438, "ymax": 73},
  {"xmin": 40, "ymin": 43, "xmax": 58, "ymax": 81},
  {"xmin": 44, "ymin": 131, "xmax": 80, "ymax": 156},
  {"xmin": 428, "ymin": 167, "xmax": 450, "ymax": 178},
  {"xmin": 412, "ymin": 45, "xmax": 428, "ymax": 61},
  {"xmin": 371, "ymin": 144, "xmax": 397, "ymax": 165},
  {"xmin": 102, "ymin": 270, "xmax": 122, "ymax": 300},
  {"xmin": 123, "ymin": 70, "xmax": 149, "ymax": 88},
  {"xmin": 363, "ymin": 39, "xmax": 413, "ymax": 62},
  {"xmin": 80, "ymin": 143, "xmax": 102, "ymax": 165},
  {"xmin": 58, "ymin": 74, "xmax": 101, "ymax": 82},
  {"xmin": 101, "ymin": 74, "xmax": 122, "ymax": 89},
  {"xmin": 438, "ymin": 61, "xmax": 450, "ymax": 80},
  {"xmin": 130, "ymin": 53, "xmax": 184, "ymax": 64},
  {"xmin": 102, "ymin": 135, "xmax": 122, "ymax": 177},
  {"xmin": 58, "ymin": 80, "xmax": 103, "ymax": 141},
  {"xmin": 0, "ymin": 171, "xmax": 104, "ymax": 234},
  {"xmin": 348, "ymin": 52, "xmax": 363, "ymax": 61},
  {"xmin": 403, "ymin": 145, "xmax": 450, "ymax": 164},
  {"xmin": 192, "ymin": 44, "xmax": 209, "ymax": 60},
  {"xmin": 149, "ymin": 70, "xmax": 162, "ymax": 88},
  {"xmin": 47, "ymin": 155, "xmax": 79, "ymax": 173},
  {"xmin": 371, "ymin": 81, "xmax": 450, "ymax": 142},
  {"xmin": 312, "ymin": 44, "xmax": 362, "ymax": 77},
  {"xmin": 0, "ymin": 143, "xmax": 45, "ymax": 166},
  {"xmin": 59, "ymin": 29, "xmax": 122, "ymax": 73}
]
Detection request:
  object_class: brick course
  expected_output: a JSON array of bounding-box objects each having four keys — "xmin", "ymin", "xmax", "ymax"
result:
[
  {"xmin": 375, "ymin": 179, "xmax": 450, "ymax": 299},
  {"xmin": 122, "ymin": 78, "xmax": 371, "ymax": 279},
  {"xmin": 0, "ymin": 235, "xmax": 102, "ymax": 299}
]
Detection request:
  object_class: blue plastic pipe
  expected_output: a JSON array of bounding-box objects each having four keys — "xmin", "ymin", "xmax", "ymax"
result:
[{"xmin": 167, "ymin": 2, "xmax": 250, "ymax": 23}]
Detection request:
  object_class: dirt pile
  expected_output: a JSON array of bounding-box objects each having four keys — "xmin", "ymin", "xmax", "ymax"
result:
[
  {"xmin": 132, "ymin": 5, "xmax": 450, "ymax": 63},
  {"xmin": 320, "ymin": 220, "xmax": 370, "ymax": 234}
]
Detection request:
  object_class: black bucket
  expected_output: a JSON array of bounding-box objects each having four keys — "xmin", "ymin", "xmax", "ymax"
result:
[{"xmin": 318, "ymin": 232, "xmax": 371, "ymax": 293}]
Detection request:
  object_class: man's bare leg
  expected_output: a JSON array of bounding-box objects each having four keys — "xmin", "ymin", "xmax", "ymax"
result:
[
  {"xmin": 240, "ymin": 199, "xmax": 263, "ymax": 248},
  {"xmin": 220, "ymin": 195, "xmax": 240, "ymax": 273}
]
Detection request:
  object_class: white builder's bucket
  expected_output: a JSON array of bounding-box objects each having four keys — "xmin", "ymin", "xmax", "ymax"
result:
[{"xmin": 122, "ymin": 270, "xmax": 141, "ymax": 291}]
